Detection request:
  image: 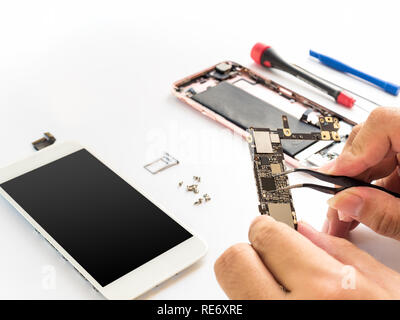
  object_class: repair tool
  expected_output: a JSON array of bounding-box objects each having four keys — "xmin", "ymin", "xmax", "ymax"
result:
[
  {"xmin": 310, "ymin": 50, "xmax": 399, "ymax": 96},
  {"xmin": 293, "ymin": 64, "xmax": 380, "ymax": 112},
  {"xmin": 274, "ymin": 168, "xmax": 400, "ymax": 198},
  {"xmin": 251, "ymin": 43, "xmax": 356, "ymax": 108}
]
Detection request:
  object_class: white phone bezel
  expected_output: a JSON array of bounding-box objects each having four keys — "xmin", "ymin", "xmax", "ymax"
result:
[{"xmin": 0, "ymin": 141, "xmax": 207, "ymax": 300}]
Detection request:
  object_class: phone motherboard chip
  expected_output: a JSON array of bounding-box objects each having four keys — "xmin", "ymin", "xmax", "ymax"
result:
[
  {"xmin": 253, "ymin": 131, "xmax": 273, "ymax": 154},
  {"xmin": 260, "ymin": 177, "xmax": 276, "ymax": 192},
  {"xmin": 267, "ymin": 203, "xmax": 294, "ymax": 228},
  {"xmin": 270, "ymin": 163, "xmax": 282, "ymax": 174}
]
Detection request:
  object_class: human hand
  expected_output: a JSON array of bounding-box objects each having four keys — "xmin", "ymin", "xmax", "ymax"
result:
[
  {"xmin": 214, "ymin": 216, "xmax": 400, "ymax": 299},
  {"xmin": 321, "ymin": 107, "xmax": 400, "ymax": 239}
]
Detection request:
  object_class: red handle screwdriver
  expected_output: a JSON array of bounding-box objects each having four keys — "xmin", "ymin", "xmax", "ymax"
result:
[{"xmin": 251, "ymin": 43, "xmax": 355, "ymax": 108}]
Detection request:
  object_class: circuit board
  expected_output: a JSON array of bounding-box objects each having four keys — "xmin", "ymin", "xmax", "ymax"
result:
[
  {"xmin": 247, "ymin": 115, "xmax": 340, "ymax": 229},
  {"xmin": 172, "ymin": 61, "xmax": 350, "ymax": 228}
]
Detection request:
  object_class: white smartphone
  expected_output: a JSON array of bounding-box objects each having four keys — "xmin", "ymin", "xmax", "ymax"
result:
[{"xmin": 0, "ymin": 141, "xmax": 207, "ymax": 300}]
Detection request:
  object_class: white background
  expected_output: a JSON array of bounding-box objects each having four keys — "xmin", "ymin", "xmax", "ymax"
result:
[{"xmin": 0, "ymin": 0, "xmax": 399, "ymax": 299}]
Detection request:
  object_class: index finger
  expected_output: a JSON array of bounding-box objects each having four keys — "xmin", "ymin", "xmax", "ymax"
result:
[{"xmin": 329, "ymin": 107, "xmax": 400, "ymax": 177}]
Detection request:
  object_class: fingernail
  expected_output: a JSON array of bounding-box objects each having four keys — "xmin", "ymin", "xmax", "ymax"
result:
[
  {"xmin": 319, "ymin": 160, "xmax": 336, "ymax": 173},
  {"xmin": 327, "ymin": 193, "xmax": 363, "ymax": 220},
  {"xmin": 337, "ymin": 210, "xmax": 355, "ymax": 222}
]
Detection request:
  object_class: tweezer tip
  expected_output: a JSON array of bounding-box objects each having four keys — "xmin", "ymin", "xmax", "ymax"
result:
[
  {"xmin": 274, "ymin": 184, "xmax": 304, "ymax": 193},
  {"xmin": 272, "ymin": 169, "xmax": 296, "ymax": 177}
]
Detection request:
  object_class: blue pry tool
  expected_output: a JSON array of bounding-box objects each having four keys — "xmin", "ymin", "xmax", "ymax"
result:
[{"xmin": 310, "ymin": 50, "xmax": 399, "ymax": 96}]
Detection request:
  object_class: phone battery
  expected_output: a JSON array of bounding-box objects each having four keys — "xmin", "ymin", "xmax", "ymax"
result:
[{"xmin": 192, "ymin": 82, "xmax": 319, "ymax": 157}]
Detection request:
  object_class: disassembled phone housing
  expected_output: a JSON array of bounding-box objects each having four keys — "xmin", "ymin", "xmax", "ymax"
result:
[{"xmin": 173, "ymin": 61, "xmax": 355, "ymax": 167}]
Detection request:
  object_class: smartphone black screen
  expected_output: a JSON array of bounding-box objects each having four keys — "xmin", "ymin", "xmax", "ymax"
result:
[{"xmin": 0, "ymin": 149, "xmax": 192, "ymax": 287}]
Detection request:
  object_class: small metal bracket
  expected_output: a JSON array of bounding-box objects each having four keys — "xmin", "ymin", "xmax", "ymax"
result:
[{"xmin": 32, "ymin": 132, "xmax": 56, "ymax": 151}]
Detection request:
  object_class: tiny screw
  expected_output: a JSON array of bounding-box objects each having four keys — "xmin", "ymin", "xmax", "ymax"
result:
[{"xmin": 187, "ymin": 184, "xmax": 199, "ymax": 193}]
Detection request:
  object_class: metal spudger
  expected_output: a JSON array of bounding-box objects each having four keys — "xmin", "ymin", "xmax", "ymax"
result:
[{"xmin": 274, "ymin": 168, "xmax": 400, "ymax": 198}]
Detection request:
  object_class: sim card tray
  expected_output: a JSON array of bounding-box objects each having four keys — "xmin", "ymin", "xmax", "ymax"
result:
[
  {"xmin": 144, "ymin": 153, "xmax": 179, "ymax": 174},
  {"xmin": 32, "ymin": 132, "xmax": 56, "ymax": 151}
]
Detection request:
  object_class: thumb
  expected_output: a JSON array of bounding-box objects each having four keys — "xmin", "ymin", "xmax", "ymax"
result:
[{"xmin": 327, "ymin": 187, "xmax": 400, "ymax": 240}]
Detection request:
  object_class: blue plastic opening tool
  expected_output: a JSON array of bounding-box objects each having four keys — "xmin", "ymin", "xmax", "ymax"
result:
[{"xmin": 310, "ymin": 50, "xmax": 399, "ymax": 96}]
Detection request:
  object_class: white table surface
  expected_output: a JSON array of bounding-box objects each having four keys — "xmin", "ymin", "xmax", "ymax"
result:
[{"xmin": 0, "ymin": 0, "xmax": 399, "ymax": 299}]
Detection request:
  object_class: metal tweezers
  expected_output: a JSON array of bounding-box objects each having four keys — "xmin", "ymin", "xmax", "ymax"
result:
[{"xmin": 274, "ymin": 168, "xmax": 400, "ymax": 198}]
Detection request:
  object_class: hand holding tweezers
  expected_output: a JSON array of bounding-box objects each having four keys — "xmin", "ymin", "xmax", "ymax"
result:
[{"xmin": 274, "ymin": 168, "xmax": 400, "ymax": 198}]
